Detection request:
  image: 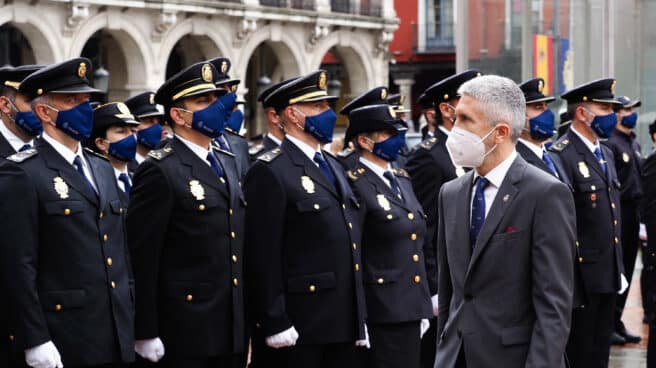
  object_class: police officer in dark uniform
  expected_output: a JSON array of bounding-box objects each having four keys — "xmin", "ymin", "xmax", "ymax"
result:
[
  {"xmin": 516, "ymin": 78, "xmax": 561, "ymax": 177},
  {"xmin": 124, "ymin": 91, "xmax": 165, "ymax": 172},
  {"xmin": 207, "ymin": 57, "xmax": 250, "ymax": 178},
  {"xmin": 0, "ymin": 65, "xmax": 43, "ymax": 157},
  {"xmin": 384, "ymin": 94, "xmax": 412, "ymax": 167},
  {"xmin": 0, "ymin": 57, "xmax": 135, "ymax": 368},
  {"xmin": 603, "ymin": 95, "xmax": 643, "ymax": 345},
  {"xmin": 558, "ymin": 111, "xmax": 572, "ymax": 138},
  {"xmin": 418, "ymin": 92, "xmax": 436, "ymax": 140},
  {"xmin": 88, "ymin": 102, "xmax": 140, "ymax": 206},
  {"xmin": 643, "ymin": 121, "xmax": 656, "ymax": 368},
  {"xmin": 336, "ymin": 86, "xmax": 390, "ymax": 170},
  {"xmin": 126, "ymin": 61, "xmax": 245, "ymax": 368},
  {"xmin": 244, "ymin": 70, "xmax": 367, "ymax": 368},
  {"xmin": 345, "ymin": 104, "xmax": 432, "ymax": 368},
  {"xmin": 548, "ymin": 78, "xmax": 625, "ymax": 368},
  {"xmin": 404, "ymin": 69, "xmax": 479, "ymax": 368},
  {"xmin": 248, "ymin": 78, "xmax": 298, "ymax": 160}
]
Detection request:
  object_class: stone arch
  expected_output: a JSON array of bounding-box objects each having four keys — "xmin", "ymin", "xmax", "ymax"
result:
[{"xmin": 0, "ymin": 4, "xmax": 61, "ymax": 64}]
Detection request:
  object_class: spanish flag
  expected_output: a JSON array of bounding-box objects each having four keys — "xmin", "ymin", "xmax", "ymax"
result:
[{"xmin": 533, "ymin": 34, "xmax": 553, "ymax": 95}]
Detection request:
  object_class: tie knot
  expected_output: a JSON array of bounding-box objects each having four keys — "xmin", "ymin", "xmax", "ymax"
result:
[
  {"xmin": 119, "ymin": 173, "xmax": 129, "ymax": 181},
  {"xmin": 73, "ymin": 155, "xmax": 83, "ymax": 168},
  {"xmin": 313, "ymin": 152, "xmax": 325, "ymax": 164},
  {"xmin": 475, "ymin": 176, "xmax": 490, "ymax": 191},
  {"xmin": 19, "ymin": 144, "xmax": 31, "ymax": 152},
  {"xmin": 383, "ymin": 171, "xmax": 395, "ymax": 181}
]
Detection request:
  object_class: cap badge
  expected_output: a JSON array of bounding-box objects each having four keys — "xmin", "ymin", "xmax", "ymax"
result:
[
  {"xmin": 201, "ymin": 64, "xmax": 213, "ymax": 83},
  {"xmin": 77, "ymin": 62, "xmax": 87, "ymax": 78},
  {"xmin": 117, "ymin": 102, "xmax": 131, "ymax": 115},
  {"xmin": 318, "ymin": 72, "xmax": 327, "ymax": 90},
  {"xmin": 538, "ymin": 79, "xmax": 544, "ymax": 93}
]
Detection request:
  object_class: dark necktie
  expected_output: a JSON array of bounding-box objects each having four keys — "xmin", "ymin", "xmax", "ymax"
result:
[
  {"xmin": 383, "ymin": 171, "xmax": 403, "ymax": 201},
  {"xmin": 19, "ymin": 144, "xmax": 31, "ymax": 152},
  {"xmin": 216, "ymin": 135, "xmax": 231, "ymax": 153},
  {"xmin": 313, "ymin": 152, "xmax": 336, "ymax": 189},
  {"xmin": 73, "ymin": 156, "xmax": 97, "ymax": 194},
  {"xmin": 470, "ymin": 177, "xmax": 490, "ymax": 247},
  {"xmin": 541, "ymin": 151, "xmax": 559, "ymax": 177},
  {"xmin": 593, "ymin": 147, "xmax": 607, "ymax": 174},
  {"xmin": 118, "ymin": 173, "xmax": 131, "ymax": 194},
  {"xmin": 206, "ymin": 151, "xmax": 226, "ymax": 180}
]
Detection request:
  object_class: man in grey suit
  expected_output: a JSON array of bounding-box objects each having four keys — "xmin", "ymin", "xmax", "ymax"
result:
[{"xmin": 434, "ymin": 75, "xmax": 576, "ymax": 368}]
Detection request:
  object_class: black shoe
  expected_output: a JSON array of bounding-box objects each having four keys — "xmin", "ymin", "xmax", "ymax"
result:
[
  {"xmin": 611, "ymin": 331, "xmax": 626, "ymax": 345},
  {"xmin": 618, "ymin": 329, "xmax": 642, "ymax": 343}
]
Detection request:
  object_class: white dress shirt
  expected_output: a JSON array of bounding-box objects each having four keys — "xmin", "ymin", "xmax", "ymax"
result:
[
  {"xmin": 42, "ymin": 132, "xmax": 97, "ymax": 192},
  {"xmin": 0, "ymin": 120, "xmax": 33, "ymax": 152},
  {"xmin": 135, "ymin": 152, "xmax": 147, "ymax": 164},
  {"xmin": 176, "ymin": 136, "xmax": 211, "ymax": 166},
  {"xmin": 286, "ymin": 135, "xmax": 322, "ymax": 167},
  {"xmin": 359, "ymin": 156, "xmax": 393, "ymax": 189},
  {"xmin": 471, "ymin": 150, "xmax": 518, "ymax": 220},
  {"xmin": 570, "ymin": 125, "xmax": 601, "ymax": 154},
  {"xmin": 267, "ymin": 134, "xmax": 283, "ymax": 146},
  {"xmin": 518, "ymin": 138, "xmax": 544, "ymax": 159}
]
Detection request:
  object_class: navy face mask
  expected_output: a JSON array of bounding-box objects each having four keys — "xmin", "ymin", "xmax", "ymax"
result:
[
  {"xmin": 372, "ymin": 130, "xmax": 406, "ymax": 162},
  {"xmin": 226, "ymin": 108, "xmax": 244, "ymax": 133},
  {"xmin": 107, "ymin": 134, "xmax": 137, "ymax": 162},
  {"xmin": 621, "ymin": 112, "xmax": 638, "ymax": 129},
  {"xmin": 528, "ymin": 109, "xmax": 555, "ymax": 141},
  {"xmin": 47, "ymin": 102, "xmax": 94, "ymax": 141},
  {"xmin": 296, "ymin": 108, "xmax": 337, "ymax": 144},
  {"xmin": 182, "ymin": 94, "xmax": 236, "ymax": 138},
  {"xmin": 137, "ymin": 123, "xmax": 163, "ymax": 149},
  {"xmin": 584, "ymin": 108, "xmax": 617, "ymax": 139}
]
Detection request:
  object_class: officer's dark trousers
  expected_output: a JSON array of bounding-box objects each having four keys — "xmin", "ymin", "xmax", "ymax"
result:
[
  {"xmin": 567, "ymin": 293, "xmax": 616, "ymax": 368},
  {"xmin": 251, "ymin": 342, "xmax": 365, "ymax": 368},
  {"xmin": 649, "ymin": 319, "xmax": 656, "ymax": 368},
  {"xmin": 420, "ymin": 318, "xmax": 436, "ymax": 368},
  {"xmin": 367, "ymin": 321, "xmax": 420, "ymax": 368},
  {"xmin": 615, "ymin": 200, "xmax": 640, "ymax": 330}
]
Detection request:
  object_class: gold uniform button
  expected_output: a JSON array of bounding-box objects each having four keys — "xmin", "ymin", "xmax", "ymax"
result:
[
  {"xmin": 611, "ymin": 203, "xmax": 616, "ymax": 209},
  {"xmin": 386, "ymin": 214, "xmax": 393, "ymax": 220},
  {"xmin": 199, "ymin": 204, "xmax": 206, "ymax": 211},
  {"xmin": 354, "ymin": 264, "xmax": 360, "ymax": 271},
  {"xmin": 352, "ymin": 243, "xmax": 357, "ymax": 251},
  {"xmin": 111, "ymin": 281, "xmax": 116, "ymax": 289},
  {"xmin": 233, "ymin": 278, "xmax": 239, "ymax": 287},
  {"xmin": 579, "ymin": 257, "xmax": 584, "ymax": 263},
  {"xmin": 410, "ymin": 233, "xmax": 417, "ymax": 241},
  {"xmin": 232, "ymin": 255, "xmax": 238, "ymax": 263},
  {"xmin": 314, "ymin": 204, "xmax": 320, "ymax": 210},
  {"xmin": 342, "ymin": 204, "xmax": 346, "ymax": 209},
  {"xmin": 615, "ymin": 237, "xmax": 619, "ymax": 244},
  {"xmin": 229, "ymin": 209, "xmax": 233, "ymax": 215},
  {"xmin": 408, "ymin": 213, "xmax": 414, "ymax": 220},
  {"xmin": 414, "ymin": 276, "xmax": 421, "ymax": 284},
  {"xmin": 348, "ymin": 222, "xmax": 353, "ymax": 229},
  {"xmin": 64, "ymin": 208, "xmax": 71, "ymax": 215},
  {"xmin": 98, "ymin": 212, "xmax": 104, "ymax": 219},
  {"xmin": 231, "ymin": 232, "xmax": 236, "ymax": 239},
  {"xmin": 103, "ymin": 234, "xmax": 108, "ymax": 242},
  {"xmin": 8, "ymin": 335, "xmax": 14, "ymax": 342},
  {"xmin": 106, "ymin": 258, "xmax": 113, "ymax": 266},
  {"xmin": 309, "ymin": 285, "xmax": 316, "ymax": 292},
  {"xmin": 220, "ymin": 177, "xmax": 226, "ymax": 184},
  {"xmin": 412, "ymin": 254, "xmax": 419, "ymax": 262},
  {"xmin": 576, "ymin": 241, "xmax": 580, "ymax": 246},
  {"xmin": 119, "ymin": 208, "xmax": 124, "ymax": 214},
  {"xmin": 186, "ymin": 294, "xmax": 193, "ymax": 302},
  {"xmin": 591, "ymin": 185, "xmax": 597, "ymax": 191},
  {"xmin": 614, "ymin": 220, "xmax": 618, "ymax": 226},
  {"xmin": 55, "ymin": 304, "xmax": 62, "ymax": 312},
  {"xmin": 377, "ymin": 278, "xmax": 384, "ymax": 285}
]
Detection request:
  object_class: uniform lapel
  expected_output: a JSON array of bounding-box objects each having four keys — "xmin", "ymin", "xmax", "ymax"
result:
[
  {"xmin": 466, "ymin": 156, "xmax": 524, "ymax": 278},
  {"xmin": 0, "ymin": 131, "xmax": 16, "ymax": 158},
  {"xmin": 360, "ymin": 165, "xmax": 411, "ymax": 212},
  {"xmin": 214, "ymin": 147, "xmax": 241, "ymax": 204},
  {"xmin": 282, "ymin": 139, "xmax": 338, "ymax": 198},
  {"xmin": 37, "ymin": 138, "xmax": 98, "ymax": 205},
  {"xmin": 174, "ymin": 138, "xmax": 229, "ymax": 198},
  {"xmin": 85, "ymin": 152, "xmax": 111, "ymax": 210}
]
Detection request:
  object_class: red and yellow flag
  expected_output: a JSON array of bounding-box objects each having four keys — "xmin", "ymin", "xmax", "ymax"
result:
[{"xmin": 533, "ymin": 34, "xmax": 553, "ymax": 95}]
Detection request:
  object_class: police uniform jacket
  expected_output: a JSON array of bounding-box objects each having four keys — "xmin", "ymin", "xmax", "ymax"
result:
[
  {"xmin": 126, "ymin": 137, "xmax": 246, "ymax": 357},
  {"xmin": 243, "ymin": 138, "xmax": 367, "ymax": 344},
  {"xmin": 603, "ymin": 129, "xmax": 643, "ymax": 202},
  {"xmin": 0, "ymin": 137, "xmax": 135, "ymax": 367},
  {"xmin": 223, "ymin": 129, "xmax": 251, "ymax": 178},
  {"xmin": 348, "ymin": 163, "xmax": 432, "ymax": 324}
]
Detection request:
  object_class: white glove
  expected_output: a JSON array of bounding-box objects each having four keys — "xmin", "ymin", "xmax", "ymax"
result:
[
  {"xmin": 25, "ymin": 341, "xmax": 63, "ymax": 368},
  {"xmin": 135, "ymin": 337, "xmax": 165, "ymax": 362},
  {"xmin": 431, "ymin": 294, "xmax": 439, "ymax": 317},
  {"xmin": 420, "ymin": 318, "xmax": 430, "ymax": 339},
  {"xmin": 355, "ymin": 323, "xmax": 370, "ymax": 349},
  {"xmin": 266, "ymin": 326, "xmax": 299, "ymax": 349},
  {"xmin": 640, "ymin": 223, "xmax": 647, "ymax": 241},
  {"xmin": 619, "ymin": 274, "xmax": 629, "ymax": 295}
]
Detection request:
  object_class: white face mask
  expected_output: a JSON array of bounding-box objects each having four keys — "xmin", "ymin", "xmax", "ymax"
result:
[{"xmin": 445, "ymin": 126, "xmax": 497, "ymax": 168}]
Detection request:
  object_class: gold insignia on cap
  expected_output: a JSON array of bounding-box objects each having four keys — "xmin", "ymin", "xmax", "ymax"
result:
[
  {"xmin": 301, "ymin": 176, "xmax": 315, "ymax": 194},
  {"xmin": 538, "ymin": 80, "xmax": 544, "ymax": 93},
  {"xmin": 578, "ymin": 162, "xmax": 590, "ymax": 178},
  {"xmin": 53, "ymin": 177, "xmax": 69, "ymax": 199},
  {"xmin": 78, "ymin": 62, "xmax": 87, "ymax": 78},
  {"xmin": 189, "ymin": 180, "xmax": 205, "ymax": 200},
  {"xmin": 443, "ymin": 94, "xmax": 449, "ymax": 100},
  {"xmin": 221, "ymin": 61, "xmax": 228, "ymax": 74},
  {"xmin": 582, "ymin": 96, "xmax": 588, "ymax": 102},
  {"xmin": 381, "ymin": 88, "xmax": 387, "ymax": 100},
  {"xmin": 611, "ymin": 80, "xmax": 616, "ymax": 93},
  {"xmin": 318, "ymin": 72, "xmax": 327, "ymax": 90},
  {"xmin": 149, "ymin": 93, "xmax": 155, "ymax": 105},
  {"xmin": 231, "ymin": 84, "xmax": 238, "ymax": 93},
  {"xmin": 201, "ymin": 64, "xmax": 213, "ymax": 83},
  {"xmin": 117, "ymin": 102, "xmax": 131, "ymax": 115},
  {"xmin": 37, "ymin": 88, "xmax": 43, "ymax": 95},
  {"xmin": 622, "ymin": 152, "xmax": 630, "ymax": 163},
  {"xmin": 376, "ymin": 194, "xmax": 391, "ymax": 211},
  {"xmin": 388, "ymin": 106, "xmax": 397, "ymax": 118}
]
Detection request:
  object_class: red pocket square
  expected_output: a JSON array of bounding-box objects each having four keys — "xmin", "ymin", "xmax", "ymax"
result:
[{"xmin": 505, "ymin": 226, "xmax": 517, "ymax": 233}]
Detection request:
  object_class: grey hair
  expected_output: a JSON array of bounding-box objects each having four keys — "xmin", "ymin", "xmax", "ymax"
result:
[
  {"xmin": 457, "ymin": 75, "xmax": 526, "ymax": 141},
  {"xmin": 30, "ymin": 94, "xmax": 52, "ymax": 111}
]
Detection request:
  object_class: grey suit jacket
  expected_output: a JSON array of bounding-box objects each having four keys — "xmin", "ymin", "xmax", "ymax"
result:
[{"xmin": 435, "ymin": 155, "xmax": 575, "ymax": 368}]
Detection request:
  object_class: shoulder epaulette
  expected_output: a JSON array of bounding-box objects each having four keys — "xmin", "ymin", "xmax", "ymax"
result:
[
  {"xmin": 550, "ymin": 138, "xmax": 570, "ymax": 153},
  {"xmin": 249, "ymin": 144, "xmax": 264, "ymax": 156},
  {"xmin": 6, "ymin": 148, "xmax": 38, "ymax": 163},
  {"xmin": 148, "ymin": 146, "xmax": 174, "ymax": 160},
  {"xmin": 213, "ymin": 145, "xmax": 235, "ymax": 157},
  {"xmin": 392, "ymin": 168, "xmax": 410, "ymax": 178},
  {"xmin": 257, "ymin": 148, "xmax": 282, "ymax": 163},
  {"xmin": 419, "ymin": 137, "xmax": 438, "ymax": 150},
  {"xmin": 347, "ymin": 165, "xmax": 366, "ymax": 181},
  {"xmin": 338, "ymin": 148, "xmax": 355, "ymax": 158},
  {"xmin": 83, "ymin": 147, "xmax": 109, "ymax": 161}
]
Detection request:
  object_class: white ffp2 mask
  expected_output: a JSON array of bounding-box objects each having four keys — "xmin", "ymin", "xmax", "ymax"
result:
[{"xmin": 445, "ymin": 126, "xmax": 497, "ymax": 168}]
